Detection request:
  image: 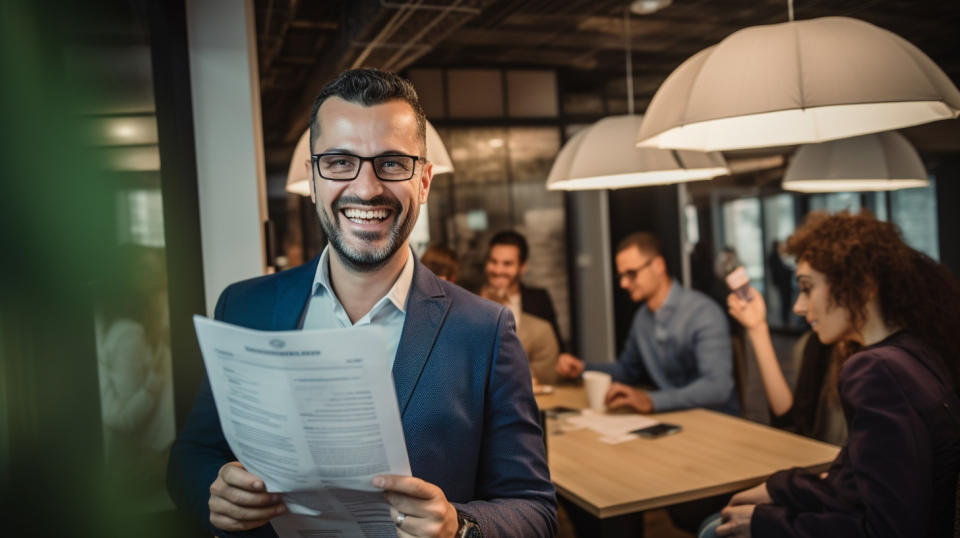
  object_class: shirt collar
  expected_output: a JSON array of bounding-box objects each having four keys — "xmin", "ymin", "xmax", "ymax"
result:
[
  {"xmin": 312, "ymin": 245, "xmax": 416, "ymax": 314},
  {"xmin": 650, "ymin": 278, "xmax": 682, "ymax": 320}
]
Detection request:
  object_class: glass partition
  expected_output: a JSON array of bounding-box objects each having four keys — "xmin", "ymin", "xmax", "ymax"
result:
[{"xmin": 66, "ymin": 2, "xmax": 177, "ymax": 517}]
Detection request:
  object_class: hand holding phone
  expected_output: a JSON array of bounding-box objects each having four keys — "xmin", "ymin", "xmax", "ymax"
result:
[{"xmin": 630, "ymin": 422, "xmax": 682, "ymax": 439}]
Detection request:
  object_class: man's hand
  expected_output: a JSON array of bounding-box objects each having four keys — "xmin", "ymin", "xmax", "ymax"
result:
[
  {"xmin": 604, "ymin": 383, "xmax": 653, "ymax": 413},
  {"xmin": 556, "ymin": 353, "xmax": 584, "ymax": 378},
  {"xmin": 715, "ymin": 504, "xmax": 755, "ymax": 537},
  {"xmin": 728, "ymin": 482, "xmax": 772, "ymax": 506},
  {"xmin": 208, "ymin": 462, "xmax": 286, "ymax": 532},
  {"xmin": 374, "ymin": 475, "xmax": 459, "ymax": 538}
]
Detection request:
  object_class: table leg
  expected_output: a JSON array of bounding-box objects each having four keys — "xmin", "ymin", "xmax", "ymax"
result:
[{"xmin": 559, "ymin": 496, "xmax": 644, "ymax": 538}]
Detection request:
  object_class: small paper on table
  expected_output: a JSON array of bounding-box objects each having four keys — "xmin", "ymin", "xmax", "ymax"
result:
[
  {"xmin": 565, "ymin": 409, "xmax": 659, "ymax": 444},
  {"xmin": 193, "ymin": 316, "xmax": 410, "ymax": 537}
]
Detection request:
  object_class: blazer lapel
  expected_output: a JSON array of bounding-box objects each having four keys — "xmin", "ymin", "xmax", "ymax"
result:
[
  {"xmin": 393, "ymin": 259, "xmax": 450, "ymax": 416},
  {"xmin": 271, "ymin": 255, "xmax": 321, "ymax": 330}
]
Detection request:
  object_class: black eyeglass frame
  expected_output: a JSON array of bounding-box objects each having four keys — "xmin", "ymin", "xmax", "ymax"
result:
[
  {"xmin": 617, "ymin": 256, "xmax": 656, "ymax": 281},
  {"xmin": 311, "ymin": 152, "xmax": 423, "ymax": 182}
]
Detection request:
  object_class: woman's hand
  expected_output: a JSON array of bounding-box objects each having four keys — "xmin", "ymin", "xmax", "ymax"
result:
[
  {"xmin": 714, "ymin": 482, "xmax": 769, "ymax": 535},
  {"xmin": 715, "ymin": 504, "xmax": 755, "ymax": 537},
  {"xmin": 727, "ymin": 287, "xmax": 768, "ymax": 331}
]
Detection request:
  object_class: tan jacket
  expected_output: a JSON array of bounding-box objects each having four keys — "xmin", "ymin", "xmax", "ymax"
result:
[{"xmin": 517, "ymin": 312, "xmax": 559, "ymax": 385}]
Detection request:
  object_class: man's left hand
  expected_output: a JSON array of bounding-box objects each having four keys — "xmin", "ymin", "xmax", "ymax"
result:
[
  {"xmin": 715, "ymin": 504, "xmax": 755, "ymax": 537},
  {"xmin": 604, "ymin": 383, "xmax": 653, "ymax": 413},
  {"xmin": 374, "ymin": 475, "xmax": 459, "ymax": 538}
]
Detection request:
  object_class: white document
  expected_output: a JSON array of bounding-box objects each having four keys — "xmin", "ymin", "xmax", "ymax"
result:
[
  {"xmin": 565, "ymin": 409, "xmax": 659, "ymax": 444},
  {"xmin": 193, "ymin": 316, "xmax": 410, "ymax": 537}
]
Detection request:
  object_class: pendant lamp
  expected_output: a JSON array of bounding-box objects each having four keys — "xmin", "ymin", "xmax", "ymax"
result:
[
  {"xmin": 783, "ymin": 131, "xmax": 929, "ymax": 193},
  {"xmin": 636, "ymin": 16, "xmax": 960, "ymax": 152},
  {"xmin": 546, "ymin": 6, "xmax": 728, "ymax": 191},
  {"xmin": 546, "ymin": 114, "xmax": 728, "ymax": 190},
  {"xmin": 285, "ymin": 120, "xmax": 454, "ymax": 196}
]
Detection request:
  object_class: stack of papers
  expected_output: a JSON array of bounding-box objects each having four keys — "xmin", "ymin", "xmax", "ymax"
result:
[
  {"xmin": 194, "ymin": 316, "xmax": 410, "ymax": 537},
  {"xmin": 564, "ymin": 409, "xmax": 659, "ymax": 444}
]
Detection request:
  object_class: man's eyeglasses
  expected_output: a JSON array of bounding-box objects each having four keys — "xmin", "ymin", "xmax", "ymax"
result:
[
  {"xmin": 618, "ymin": 257, "xmax": 655, "ymax": 280},
  {"xmin": 312, "ymin": 152, "xmax": 422, "ymax": 181}
]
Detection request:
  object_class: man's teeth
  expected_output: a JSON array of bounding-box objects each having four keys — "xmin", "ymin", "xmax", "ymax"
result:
[{"xmin": 343, "ymin": 208, "xmax": 389, "ymax": 221}]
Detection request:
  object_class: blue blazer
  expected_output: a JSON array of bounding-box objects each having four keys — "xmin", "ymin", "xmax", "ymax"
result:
[{"xmin": 167, "ymin": 255, "xmax": 558, "ymax": 537}]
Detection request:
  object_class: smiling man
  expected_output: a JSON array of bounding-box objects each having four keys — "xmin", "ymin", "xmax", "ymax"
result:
[
  {"xmin": 483, "ymin": 231, "xmax": 577, "ymax": 370},
  {"xmin": 556, "ymin": 232, "xmax": 738, "ymax": 416},
  {"xmin": 167, "ymin": 69, "xmax": 556, "ymax": 538}
]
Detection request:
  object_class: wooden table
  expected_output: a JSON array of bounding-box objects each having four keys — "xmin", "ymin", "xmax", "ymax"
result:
[{"xmin": 536, "ymin": 385, "xmax": 840, "ymax": 518}]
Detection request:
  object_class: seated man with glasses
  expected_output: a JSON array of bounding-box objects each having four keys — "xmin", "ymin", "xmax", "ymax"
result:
[
  {"xmin": 557, "ymin": 232, "xmax": 739, "ymax": 416},
  {"xmin": 168, "ymin": 68, "xmax": 556, "ymax": 538}
]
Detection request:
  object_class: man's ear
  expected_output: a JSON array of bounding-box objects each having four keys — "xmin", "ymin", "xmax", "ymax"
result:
[
  {"xmin": 418, "ymin": 161, "xmax": 434, "ymax": 205},
  {"xmin": 305, "ymin": 159, "xmax": 316, "ymax": 204},
  {"xmin": 652, "ymin": 255, "xmax": 667, "ymax": 276},
  {"xmin": 519, "ymin": 260, "xmax": 529, "ymax": 276}
]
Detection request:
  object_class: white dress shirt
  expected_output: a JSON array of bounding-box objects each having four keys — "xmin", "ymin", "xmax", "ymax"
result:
[{"xmin": 300, "ymin": 245, "xmax": 415, "ymax": 369}]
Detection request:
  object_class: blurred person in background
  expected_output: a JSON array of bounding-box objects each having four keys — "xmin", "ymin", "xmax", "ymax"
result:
[
  {"xmin": 480, "ymin": 285, "xmax": 559, "ymax": 386},
  {"xmin": 730, "ymin": 277, "xmax": 849, "ymax": 444},
  {"xmin": 420, "ymin": 243, "xmax": 459, "ymax": 283},
  {"xmin": 556, "ymin": 232, "xmax": 738, "ymax": 416},
  {"xmin": 767, "ymin": 240, "xmax": 796, "ymax": 327},
  {"xmin": 95, "ymin": 243, "xmax": 175, "ymax": 507},
  {"xmin": 702, "ymin": 211, "xmax": 960, "ymax": 538},
  {"xmin": 484, "ymin": 230, "xmax": 576, "ymax": 366}
]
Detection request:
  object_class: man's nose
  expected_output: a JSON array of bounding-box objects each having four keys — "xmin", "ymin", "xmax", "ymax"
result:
[{"xmin": 349, "ymin": 161, "xmax": 385, "ymax": 199}]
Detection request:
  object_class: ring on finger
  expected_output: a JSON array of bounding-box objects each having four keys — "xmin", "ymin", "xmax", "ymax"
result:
[{"xmin": 394, "ymin": 511, "xmax": 406, "ymax": 528}]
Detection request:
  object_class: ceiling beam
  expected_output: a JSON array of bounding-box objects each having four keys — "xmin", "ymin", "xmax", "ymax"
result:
[{"xmin": 275, "ymin": 0, "xmax": 388, "ymax": 147}]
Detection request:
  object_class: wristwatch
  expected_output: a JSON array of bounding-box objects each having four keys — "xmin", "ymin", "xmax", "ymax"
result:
[{"xmin": 455, "ymin": 510, "xmax": 481, "ymax": 538}]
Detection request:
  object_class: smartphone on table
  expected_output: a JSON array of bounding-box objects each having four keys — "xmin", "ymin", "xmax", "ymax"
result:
[{"xmin": 630, "ymin": 422, "xmax": 682, "ymax": 439}]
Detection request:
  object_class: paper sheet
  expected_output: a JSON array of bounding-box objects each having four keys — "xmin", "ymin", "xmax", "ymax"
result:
[
  {"xmin": 564, "ymin": 409, "xmax": 659, "ymax": 444},
  {"xmin": 193, "ymin": 316, "xmax": 410, "ymax": 537}
]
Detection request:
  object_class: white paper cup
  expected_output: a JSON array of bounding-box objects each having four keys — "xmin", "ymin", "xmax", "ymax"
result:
[{"xmin": 582, "ymin": 371, "xmax": 612, "ymax": 412}]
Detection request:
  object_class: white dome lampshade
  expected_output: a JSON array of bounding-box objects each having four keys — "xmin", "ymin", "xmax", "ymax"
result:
[
  {"xmin": 636, "ymin": 17, "xmax": 960, "ymax": 152},
  {"xmin": 783, "ymin": 131, "xmax": 929, "ymax": 193},
  {"xmin": 425, "ymin": 120, "xmax": 454, "ymax": 175},
  {"xmin": 285, "ymin": 120, "xmax": 454, "ymax": 196},
  {"xmin": 547, "ymin": 114, "xmax": 728, "ymax": 191},
  {"xmin": 285, "ymin": 129, "xmax": 313, "ymax": 197}
]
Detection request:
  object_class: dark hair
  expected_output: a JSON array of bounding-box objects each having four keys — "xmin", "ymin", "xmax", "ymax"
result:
[
  {"xmin": 617, "ymin": 232, "xmax": 662, "ymax": 258},
  {"xmin": 309, "ymin": 68, "xmax": 427, "ymax": 155},
  {"xmin": 785, "ymin": 210, "xmax": 960, "ymax": 391},
  {"xmin": 489, "ymin": 230, "xmax": 529, "ymax": 264},
  {"xmin": 421, "ymin": 244, "xmax": 459, "ymax": 281}
]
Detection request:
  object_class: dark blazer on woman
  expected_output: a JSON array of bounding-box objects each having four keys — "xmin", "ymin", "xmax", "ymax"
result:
[{"xmin": 753, "ymin": 331, "xmax": 960, "ymax": 537}]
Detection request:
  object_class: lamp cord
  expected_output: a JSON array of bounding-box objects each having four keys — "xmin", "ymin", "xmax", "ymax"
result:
[{"xmin": 625, "ymin": 4, "xmax": 634, "ymax": 115}]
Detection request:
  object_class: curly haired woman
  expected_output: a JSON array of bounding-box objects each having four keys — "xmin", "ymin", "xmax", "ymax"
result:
[{"xmin": 701, "ymin": 211, "xmax": 960, "ymax": 538}]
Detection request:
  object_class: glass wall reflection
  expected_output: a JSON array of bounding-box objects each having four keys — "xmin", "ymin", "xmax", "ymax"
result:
[
  {"xmin": 66, "ymin": 6, "xmax": 176, "ymax": 514},
  {"xmin": 431, "ymin": 126, "xmax": 571, "ymax": 345}
]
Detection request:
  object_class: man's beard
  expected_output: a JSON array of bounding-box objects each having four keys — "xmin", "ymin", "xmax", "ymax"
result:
[
  {"xmin": 317, "ymin": 193, "xmax": 417, "ymax": 272},
  {"xmin": 486, "ymin": 272, "xmax": 520, "ymax": 292}
]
